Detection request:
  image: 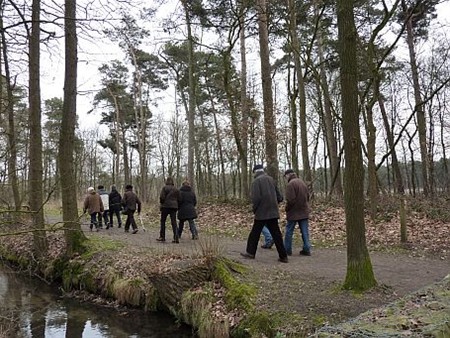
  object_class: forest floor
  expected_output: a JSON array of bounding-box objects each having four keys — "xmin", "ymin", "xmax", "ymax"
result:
[{"xmin": 76, "ymin": 198, "xmax": 450, "ymax": 335}]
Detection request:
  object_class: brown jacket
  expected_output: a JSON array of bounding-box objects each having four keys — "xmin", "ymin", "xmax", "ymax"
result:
[
  {"xmin": 83, "ymin": 191, "xmax": 104, "ymax": 215},
  {"xmin": 285, "ymin": 173, "xmax": 310, "ymax": 221},
  {"xmin": 122, "ymin": 189, "xmax": 142, "ymax": 213}
]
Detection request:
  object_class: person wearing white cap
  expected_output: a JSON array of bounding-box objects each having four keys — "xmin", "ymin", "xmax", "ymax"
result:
[{"xmin": 83, "ymin": 187, "xmax": 104, "ymax": 231}]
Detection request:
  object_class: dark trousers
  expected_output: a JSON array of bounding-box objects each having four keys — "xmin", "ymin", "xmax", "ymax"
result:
[
  {"xmin": 102, "ymin": 210, "xmax": 110, "ymax": 225},
  {"xmin": 90, "ymin": 212, "xmax": 100, "ymax": 229},
  {"xmin": 109, "ymin": 208, "xmax": 122, "ymax": 226},
  {"xmin": 160, "ymin": 208, "xmax": 178, "ymax": 240},
  {"xmin": 246, "ymin": 218, "xmax": 287, "ymax": 259},
  {"xmin": 124, "ymin": 210, "xmax": 137, "ymax": 231}
]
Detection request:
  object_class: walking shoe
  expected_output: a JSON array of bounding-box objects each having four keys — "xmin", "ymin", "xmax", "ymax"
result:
[
  {"xmin": 192, "ymin": 235, "xmax": 199, "ymax": 240},
  {"xmin": 287, "ymin": 252, "xmax": 292, "ymax": 256},
  {"xmin": 108, "ymin": 223, "xmax": 113, "ymax": 228},
  {"xmin": 156, "ymin": 237, "xmax": 165, "ymax": 242},
  {"xmin": 106, "ymin": 224, "xmax": 110, "ymax": 230},
  {"xmin": 261, "ymin": 243, "xmax": 272, "ymax": 249},
  {"xmin": 300, "ymin": 250, "xmax": 311, "ymax": 256},
  {"xmin": 240, "ymin": 252, "xmax": 255, "ymax": 259},
  {"xmin": 132, "ymin": 229, "xmax": 138, "ymax": 234},
  {"xmin": 278, "ymin": 257, "xmax": 288, "ymax": 263},
  {"xmin": 172, "ymin": 239, "xmax": 179, "ymax": 243},
  {"xmin": 118, "ymin": 224, "xmax": 122, "ymax": 228}
]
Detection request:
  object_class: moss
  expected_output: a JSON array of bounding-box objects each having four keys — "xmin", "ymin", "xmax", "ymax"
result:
[
  {"xmin": 80, "ymin": 237, "xmax": 123, "ymax": 260},
  {"xmin": 231, "ymin": 311, "xmax": 277, "ymax": 338},
  {"xmin": 212, "ymin": 258, "xmax": 256, "ymax": 311},
  {"xmin": 342, "ymin": 256, "xmax": 377, "ymax": 292}
]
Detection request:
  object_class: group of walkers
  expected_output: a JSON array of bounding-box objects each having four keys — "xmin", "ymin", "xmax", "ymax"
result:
[
  {"xmin": 82, "ymin": 178, "xmax": 199, "ymax": 243},
  {"xmin": 82, "ymin": 164, "xmax": 310, "ymax": 263},
  {"xmin": 83, "ymin": 184, "xmax": 141, "ymax": 234}
]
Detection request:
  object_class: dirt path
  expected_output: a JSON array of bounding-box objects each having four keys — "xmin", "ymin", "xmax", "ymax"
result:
[
  {"xmin": 87, "ymin": 224, "xmax": 449, "ymax": 294},
  {"xmin": 85, "ymin": 222, "xmax": 449, "ymax": 328}
]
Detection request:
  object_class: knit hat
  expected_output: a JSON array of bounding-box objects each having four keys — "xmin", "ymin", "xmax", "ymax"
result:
[
  {"xmin": 252, "ymin": 164, "xmax": 264, "ymax": 173},
  {"xmin": 87, "ymin": 187, "xmax": 95, "ymax": 193},
  {"xmin": 284, "ymin": 169, "xmax": 295, "ymax": 176}
]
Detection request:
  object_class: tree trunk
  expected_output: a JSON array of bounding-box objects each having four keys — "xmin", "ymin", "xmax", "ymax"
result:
[
  {"xmin": 29, "ymin": 0, "xmax": 48, "ymax": 256},
  {"xmin": 208, "ymin": 90, "xmax": 227, "ymax": 199},
  {"xmin": 0, "ymin": 16, "xmax": 21, "ymax": 211},
  {"xmin": 60, "ymin": 0, "xmax": 86, "ymax": 256},
  {"xmin": 129, "ymin": 46, "xmax": 148, "ymax": 201},
  {"xmin": 287, "ymin": 0, "xmax": 310, "ymax": 181},
  {"xmin": 181, "ymin": 0, "xmax": 196, "ymax": 191},
  {"xmin": 403, "ymin": 1, "xmax": 428, "ymax": 196},
  {"xmin": 256, "ymin": 0, "xmax": 279, "ymax": 181},
  {"xmin": 313, "ymin": 0, "xmax": 342, "ymax": 196},
  {"xmin": 286, "ymin": 1, "xmax": 299, "ymax": 173},
  {"xmin": 379, "ymin": 97, "xmax": 404, "ymax": 194},
  {"xmin": 239, "ymin": 2, "xmax": 249, "ymax": 199},
  {"xmin": 336, "ymin": 0, "xmax": 376, "ymax": 291}
]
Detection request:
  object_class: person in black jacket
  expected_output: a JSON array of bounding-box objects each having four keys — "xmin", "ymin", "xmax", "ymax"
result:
[
  {"xmin": 121, "ymin": 184, "xmax": 142, "ymax": 234},
  {"xmin": 177, "ymin": 180, "xmax": 199, "ymax": 240},
  {"xmin": 157, "ymin": 177, "xmax": 180, "ymax": 243},
  {"xmin": 109, "ymin": 185, "xmax": 122, "ymax": 228}
]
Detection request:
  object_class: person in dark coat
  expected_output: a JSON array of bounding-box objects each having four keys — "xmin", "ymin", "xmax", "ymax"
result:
[
  {"xmin": 241, "ymin": 165, "xmax": 288, "ymax": 263},
  {"xmin": 109, "ymin": 185, "xmax": 122, "ymax": 228},
  {"xmin": 177, "ymin": 180, "xmax": 198, "ymax": 240},
  {"xmin": 283, "ymin": 169, "xmax": 312, "ymax": 256},
  {"xmin": 157, "ymin": 177, "xmax": 180, "ymax": 243},
  {"xmin": 121, "ymin": 184, "xmax": 141, "ymax": 234}
]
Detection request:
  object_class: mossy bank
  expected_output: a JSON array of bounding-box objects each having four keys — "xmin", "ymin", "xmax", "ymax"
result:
[{"xmin": 0, "ymin": 229, "xmax": 288, "ymax": 337}]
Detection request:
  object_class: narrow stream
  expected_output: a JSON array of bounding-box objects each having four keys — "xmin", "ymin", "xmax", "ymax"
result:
[{"xmin": 0, "ymin": 266, "xmax": 194, "ymax": 337}]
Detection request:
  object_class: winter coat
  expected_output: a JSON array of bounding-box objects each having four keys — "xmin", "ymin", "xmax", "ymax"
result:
[
  {"xmin": 285, "ymin": 173, "xmax": 310, "ymax": 221},
  {"xmin": 160, "ymin": 184, "xmax": 180, "ymax": 209},
  {"xmin": 177, "ymin": 185, "xmax": 197, "ymax": 220},
  {"xmin": 251, "ymin": 171, "xmax": 283, "ymax": 220},
  {"xmin": 122, "ymin": 189, "xmax": 142, "ymax": 213},
  {"xmin": 83, "ymin": 191, "xmax": 104, "ymax": 215},
  {"xmin": 98, "ymin": 188, "xmax": 109, "ymax": 211},
  {"xmin": 109, "ymin": 188, "xmax": 122, "ymax": 211}
]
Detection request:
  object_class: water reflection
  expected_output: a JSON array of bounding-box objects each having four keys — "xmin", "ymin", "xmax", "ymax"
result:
[{"xmin": 0, "ymin": 266, "xmax": 194, "ymax": 337}]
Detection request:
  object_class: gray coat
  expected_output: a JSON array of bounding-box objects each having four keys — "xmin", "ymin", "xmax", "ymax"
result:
[{"xmin": 251, "ymin": 171, "xmax": 283, "ymax": 220}]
